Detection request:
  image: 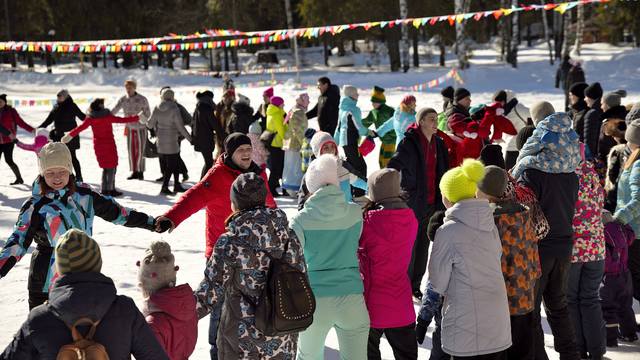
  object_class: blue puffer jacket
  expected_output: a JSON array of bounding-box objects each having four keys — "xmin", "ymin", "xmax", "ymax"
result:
[
  {"xmin": 334, "ymin": 97, "xmax": 366, "ymax": 147},
  {"xmin": 512, "ymin": 112, "xmax": 580, "ymax": 180},
  {"xmin": 375, "ymin": 107, "xmax": 416, "ymax": 145},
  {"xmin": 0, "ymin": 181, "xmax": 154, "ymax": 293},
  {"xmin": 614, "ymin": 160, "xmax": 640, "ymax": 236}
]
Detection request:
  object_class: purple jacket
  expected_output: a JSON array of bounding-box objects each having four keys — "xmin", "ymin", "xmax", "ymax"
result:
[{"xmin": 604, "ymin": 222, "xmax": 635, "ymax": 275}]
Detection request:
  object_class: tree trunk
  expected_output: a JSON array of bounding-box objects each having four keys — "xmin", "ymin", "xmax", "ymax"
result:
[
  {"xmin": 553, "ymin": 11, "xmax": 563, "ymax": 60},
  {"xmin": 561, "ymin": 9, "xmax": 572, "ymax": 58},
  {"xmin": 181, "ymin": 50, "xmax": 190, "ymax": 70},
  {"xmin": 399, "ymin": 0, "xmax": 410, "ymax": 72},
  {"xmin": 439, "ymin": 43, "xmax": 446, "ymax": 67},
  {"xmin": 386, "ymin": 28, "xmax": 401, "ymax": 72},
  {"xmin": 541, "ymin": 0, "xmax": 554, "ymax": 65},
  {"xmin": 412, "ymin": 29, "xmax": 419, "ymax": 68},
  {"xmin": 454, "ymin": 0, "xmax": 470, "ymax": 69},
  {"xmin": 90, "ymin": 53, "xmax": 98, "ymax": 68},
  {"xmin": 508, "ymin": 0, "xmax": 519, "ymax": 68},
  {"xmin": 574, "ymin": 4, "xmax": 584, "ymax": 55},
  {"xmin": 323, "ymin": 36, "xmax": 329, "ymax": 66}
]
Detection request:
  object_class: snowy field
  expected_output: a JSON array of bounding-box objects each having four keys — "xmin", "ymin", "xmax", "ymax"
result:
[{"xmin": 0, "ymin": 42, "xmax": 639, "ymax": 359}]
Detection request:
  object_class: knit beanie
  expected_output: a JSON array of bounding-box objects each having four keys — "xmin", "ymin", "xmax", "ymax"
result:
[
  {"xmin": 480, "ymin": 144, "xmax": 506, "ymax": 169},
  {"xmin": 309, "ymin": 131, "xmax": 337, "ymax": 157},
  {"xmin": 585, "ymin": 82, "xmax": 603, "ymax": 100},
  {"xmin": 237, "ymin": 94, "xmax": 251, "ymax": 106},
  {"xmin": 137, "ymin": 241, "xmax": 177, "ymax": 296},
  {"xmin": 224, "ymin": 132, "xmax": 252, "ymax": 157},
  {"xmin": 493, "ymin": 90, "xmax": 507, "ymax": 103},
  {"xmin": 55, "ymin": 229, "xmax": 102, "ymax": 275},
  {"xmin": 454, "ymin": 88, "xmax": 471, "ymax": 103},
  {"xmin": 401, "ymin": 95, "xmax": 416, "ymax": 105},
  {"xmin": 343, "ymin": 85, "xmax": 358, "ymax": 100},
  {"xmin": 625, "ymin": 119, "xmax": 640, "ymax": 146},
  {"xmin": 477, "ymin": 165, "xmax": 508, "ymax": 198},
  {"xmin": 440, "ymin": 86, "xmax": 454, "ymax": 101},
  {"xmin": 248, "ymin": 121, "xmax": 262, "ymax": 135},
  {"xmin": 569, "ymin": 82, "xmax": 588, "ymax": 98},
  {"xmin": 161, "ymin": 88, "xmax": 174, "ymax": 102},
  {"xmin": 368, "ymin": 168, "xmax": 402, "ymax": 203},
  {"xmin": 263, "ymin": 87, "xmax": 274, "ymax": 98},
  {"xmin": 0, "ymin": 94, "xmax": 6, "ymax": 103},
  {"xmin": 530, "ymin": 101, "xmax": 555, "ymax": 125},
  {"xmin": 603, "ymin": 90, "xmax": 628, "ymax": 108},
  {"xmin": 230, "ymin": 172, "xmax": 267, "ymax": 210},
  {"xmin": 57, "ymin": 89, "xmax": 69, "ymax": 100},
  {"xmin": 440, "ymin": 159, "xmax": 485, "ymax": 204},
  {"xmin": 270, "ymin": 96, "xmax": 284, "ymax": 107},
  {"xmin": 371, "ymin": 86, "xmax": 386, "ymax": 104},
  {"xmin": 516, "ymin": 125, "xmax": 536, "ymax": 151},
  {"xmin": 38, "ymin": 142, "xmax": 74, "ymax": 175},
  {"xmin": 305, "ymin": 154, "xmax": 339, "ymax": 194}
]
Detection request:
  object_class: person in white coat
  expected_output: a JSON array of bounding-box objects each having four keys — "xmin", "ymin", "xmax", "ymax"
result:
[{"xmin": 495, "ymin": 90, "xmax": 531, "ymax": 170}]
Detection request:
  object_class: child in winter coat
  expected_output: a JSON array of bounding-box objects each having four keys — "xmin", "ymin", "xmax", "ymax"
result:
[
  {"xmin": 297, "ymin": 131, "xmax": 367, "ymax": 209},
  {"xmin": 138, "ymin": 241, "xmax": 197, "ymax": 360},
  {"xmin": 0, "ymin": 142, "xmax": 156, "ymax": 310},
  {"xmin": 599, "ymin": 220, "xmax": 637, "ymax": 346},
  {"xmin": 266, "ymin": 96, "xmax": 288, "ymax": 196},
  {"xmin": 247, "ymin": 120, "xmax": 267, "ymax": 168},
  {"xmin": 567, "ymin": 148, "xmax": 607, "ymax": 359},
  {"xmin": 376, "ymin": 95, "xmax": 417, "ymax": 145},
  {"xmin": 477, "ymin": 166, "xmax": 540, "ymax": 360},
  {"xmin": 15, "ymin": 128, "xmax": 50, "ymax": 154},
  {"xmin": 428, "ymin": 159, "xmax": 512, "ymax": 358},
  {"xmin": 282, "ymin": 93, "xmax": 309, "ymax": 192},
  {"xmin": 62, "ymin": 98, "xmax": 142, "ymax": 196},
  {"xmin": 511, "ymin": 110, "xmax": 581, "ymax": 180},
  {"xmin": 196, "ymin": 173, "xmax": 307, "ymax": 358},
  {"xmin": 358, "ymin": 168, "xmax": 419, "ymax": 359},
  {"xmin": 300, "ymin": 128, "xmax": 316, "ymax": 174},
  {"xmin": 362, "ymin": 86, "xmax": 396, "ymax": 167},
  {"xmin": 291, "ymin": 154, "xmax": 369, "ymax": 360}
]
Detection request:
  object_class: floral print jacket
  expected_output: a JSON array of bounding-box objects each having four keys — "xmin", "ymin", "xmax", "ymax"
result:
[{"xmin": 572, "ymin": 161, "xmax": 606, "ymax": 263}]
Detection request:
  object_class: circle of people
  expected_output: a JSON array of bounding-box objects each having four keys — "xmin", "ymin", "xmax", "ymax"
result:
[{"xmin": 0, "ymin": 75, "xmax": 638, "ymax": 360}]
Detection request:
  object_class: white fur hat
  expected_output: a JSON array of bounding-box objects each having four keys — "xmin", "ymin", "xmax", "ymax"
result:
[
  {"xmin": 309, "ymin": 131, "xmax": 336, "ymax": 157},
  {"xmin": 305, "ymin": 154, "xmax": 339, "ymax": 194},
  {"xmin": 343, "ymin": 85, "xmax": 358, "ymax": 99}
]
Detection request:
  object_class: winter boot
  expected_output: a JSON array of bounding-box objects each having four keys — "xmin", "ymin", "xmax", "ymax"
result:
[
  {"xmin": 174, "ymin": 184, "xmax": 187, "ymax": 193},
  {"xmin": 110, "ymin": 190, "xmax": 123, "ymax": 197},
  {"xmin": 127, "ymin": 172, "xmax": 139, "ymax": 180},
  {"xmin": 8, "ymin": 164, "xmax": 23, "ymax": 185},
  {"xmin": 182, "ymin": 172, "xmax": 189, "ymax": 182},
  {"xmin": 160, "ymin": 187, "xmax": 174, "ymax": 195}
]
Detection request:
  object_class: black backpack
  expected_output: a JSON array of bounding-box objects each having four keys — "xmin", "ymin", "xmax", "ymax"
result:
[{"xmin": 246, "ymin": 238, "xmax": 316, "ymax": 336}]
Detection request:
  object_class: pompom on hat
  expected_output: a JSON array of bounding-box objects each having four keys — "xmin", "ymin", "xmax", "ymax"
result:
[
  {"xmin": 137, "ymin": 241, "xmax": 178, "ymax": 296},
  {"xmin": 439, "ymin": 159, "xmax": 485, "ymax": 204}
]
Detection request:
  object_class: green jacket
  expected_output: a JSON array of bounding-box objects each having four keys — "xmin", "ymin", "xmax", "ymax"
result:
[
  {"xmin": 290, "ymin": 185, "xmax": 364, "ymax": 297},
  {"xmin": 363, "ymin": 103, "xmax": 396, "ymax": 145}
]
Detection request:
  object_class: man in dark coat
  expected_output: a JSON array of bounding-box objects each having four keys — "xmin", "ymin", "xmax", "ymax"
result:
[
  {"xmin": 569, "ymin": 82, "xmax": 589, "ymax": 142},
  {"xmin": 516, "ymin": 127, "xmax": 581, "ymax": 360},
  {"xmin": 1, "ymin": 229, "xmax": 169, "ymax": 360},
  {"xmin": 556, "ymin": 55, "xmax": 586, "ymax": 110},
  {"xmin": 226, "ymin": 95, "xmax": 254, "ymax": 135},
  {"xmin": 307, "ymin": 77, "xmax": 341, "ymax": 136},
  {"xmin": 388, "ymin": 107, "xmax": 449, "ymax": 299},
  {"xmin": 192, "ymin": 91, "xmax": 221, "ymax": 179},
  {"xmin": 39, "ymin": 89, "xmax": 85, "ymax": 181},
  {"xmin": 584, "ymin": 82, "xmax": 604, "ymax": 159}
]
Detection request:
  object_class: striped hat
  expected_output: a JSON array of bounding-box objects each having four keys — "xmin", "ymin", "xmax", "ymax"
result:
[
  {"xmin": 55, "ymin": 229, "xmax": 102, "ymax": 275},
  {"xmin": 371, "ymin": 86, "xmax": 386, "ymax": 104}
]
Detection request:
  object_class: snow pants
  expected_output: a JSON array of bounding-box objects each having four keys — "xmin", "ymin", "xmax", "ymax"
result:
[
  {"xmin": 297, "ymin": 294, "xmax": 370, "ymax": 360},
  {"xmin": 600, "ymin": 270, "xmax": 637, "ymax": 344},
  {"xmin": 367, "ymin": 323, "xmax": 417, "ymax": 360}
]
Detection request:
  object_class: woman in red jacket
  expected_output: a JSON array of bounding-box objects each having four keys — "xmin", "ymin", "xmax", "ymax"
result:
[
  {"xmin": 0, "ymin": 93, "xmax": 35, "ymax": 185},
  {"xmin": 155, "ymin": 132, "xmax": 275, "ymax": 359},
  {"xmin": 62, "ymin": 98, "xmax": 140, "ymax": 196}
]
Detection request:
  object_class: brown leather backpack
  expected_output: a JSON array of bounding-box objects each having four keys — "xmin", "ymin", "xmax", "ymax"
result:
[{"xmin": 56, "ymin": 317, "xmax": 109, "ymax": 360}]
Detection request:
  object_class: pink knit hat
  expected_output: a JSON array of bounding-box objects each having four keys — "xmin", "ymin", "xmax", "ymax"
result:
[
  {"xmin": 401, "ymin": 95, "xmax": 416, "ymax": 105},
  {"xmin": 263, "ymin": 87, "xmax": 274, "ymax": 98},
  {"xmin": 270, "ymin": 96, "xmax": 284, "ymax": 107}
]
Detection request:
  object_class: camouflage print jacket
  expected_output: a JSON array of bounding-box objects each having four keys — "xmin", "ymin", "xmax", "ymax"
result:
[{"xmin": 195, "ymin": 207, "xmax": 307, "ymax": 359}]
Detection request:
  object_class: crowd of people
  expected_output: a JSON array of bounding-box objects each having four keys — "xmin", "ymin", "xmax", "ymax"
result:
[{"xmin": 0, "ymin": 71, "xmax": 638, "ymax": 360}]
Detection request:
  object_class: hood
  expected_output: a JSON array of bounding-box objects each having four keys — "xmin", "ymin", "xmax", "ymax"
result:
[
  {"xmin": 537, "ymin": 112, "xmax": 578, "ymax": 136},
  {"xmin": 88, "ymin": 108, "xmax": 111, "ymax": 118},
  {"xmin": 197, "ymin": 95, "xmax": 215, "ymax": 109},
  {"xmin": 339, "ymin": 96, "xmax": 358, "ymax": 111},
  {"xmin": 602, "ymin": 105, "xmax": 628, "ymax": 120},
  {"xmin": 48, "ymin": 272, "xmax": 118, "ymax": 325},
  {"xmin": 266, "ymin": 104, "xmax": 285, "ymax": 118},
  {"xmin": 323, "ymin": 84, "xmax": 340, "ymax": 100},
  {"xmin": 366, "ymin": 208, "xmax": 415, "ymax": 234},
  {"xmin": 445, "ymin": 198, "xmax": 497, "ymax": 232},
  {"xmin": 231, "ymin": 102, "xmax": 254, "ymax": 116},
  {"xmin": 304, "ymin": 185, "xmax": 357, "ymax": 223},
  {"xmin": 157, "ymin": 100, "xmax": 178, "ymax": 112},
  {"xmin": 146, "ymin": 284, "xmax": 196, "ymax": 321}
]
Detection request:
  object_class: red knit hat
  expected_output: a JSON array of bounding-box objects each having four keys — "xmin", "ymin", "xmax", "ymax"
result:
[
  {"xmin": 263, "ymin": 87, "xmax": 274, "ymax": 98},
  {"xmin": 401, "ymin": 95, "xmax": 416, "ymax": 105}
]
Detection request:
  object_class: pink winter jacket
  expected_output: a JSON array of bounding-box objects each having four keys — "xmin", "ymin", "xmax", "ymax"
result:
[{"xmin": 358, "ymin": 207, "xmax": 418, "ymax": 328}]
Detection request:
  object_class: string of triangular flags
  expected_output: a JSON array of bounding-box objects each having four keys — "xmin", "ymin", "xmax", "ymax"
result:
[{"xmin": 0, "ymin": 0, "xmax": 607, "ymax": 54}]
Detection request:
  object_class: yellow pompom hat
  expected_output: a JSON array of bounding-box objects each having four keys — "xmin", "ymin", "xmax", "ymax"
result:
[{"xmin": 439, "ymin": 159, "xmax": 486, "ymax": 204}]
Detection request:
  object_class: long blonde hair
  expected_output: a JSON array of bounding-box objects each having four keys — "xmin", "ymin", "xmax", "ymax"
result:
[{"xmin": 624, "ymin": 148, "xmax": 640, "ymax": 170}]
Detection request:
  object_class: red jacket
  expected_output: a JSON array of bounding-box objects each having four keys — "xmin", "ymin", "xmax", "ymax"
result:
[
  {"xmin": 164, "ymin": 155, "xmax": 276, "ymax": 258},
  {"xmin": 0, "ymin": 106, "xmax": 34, "ymax": 144},
  {"xmin": 68, "ymin": 111, "xmax": 138, "ymax": 168},
  {"xmin": 145, "ymin": 284, "xmax": 198, "ymax": 360}
]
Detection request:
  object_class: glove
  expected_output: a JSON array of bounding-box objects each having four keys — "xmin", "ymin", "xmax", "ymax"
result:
[
  {"xmin": 61, "ymin": 133, "xmax": 73, "ymax": 144},
  {"xmin": 155, "ymin": 216, "xmax": 175, "ymax": 233},
  {"xmin": 416, "ymin": 318, "xmax": 428, "ymax": 345}
]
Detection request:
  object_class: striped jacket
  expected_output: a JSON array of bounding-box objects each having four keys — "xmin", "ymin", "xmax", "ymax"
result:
[{"xmin": 0, "ymin": 181, "xmax": 154, "ymax": 292}]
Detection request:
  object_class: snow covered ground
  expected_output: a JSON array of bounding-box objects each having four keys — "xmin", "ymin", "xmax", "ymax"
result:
[{"xmin": 0, "ymin": 42, "xmax": 639, "ymax": 359}]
